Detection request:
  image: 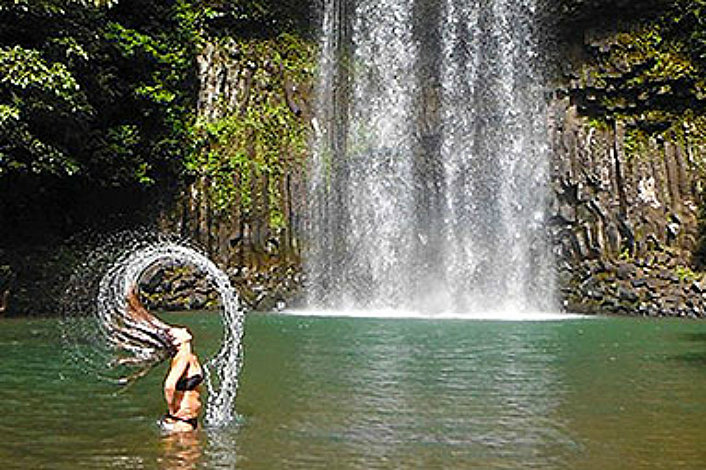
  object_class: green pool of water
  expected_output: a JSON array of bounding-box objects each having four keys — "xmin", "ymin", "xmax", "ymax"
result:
[{"xmin": 2, "ymin": 313, "xmax": 706, "ymax": 469}]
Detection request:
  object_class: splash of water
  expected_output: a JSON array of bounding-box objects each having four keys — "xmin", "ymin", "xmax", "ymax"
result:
[
  {"xmin": 62, "ymin": 235, "xmax": 245, "ymax": 427},
  {"xmin": 307, "ymin": 0, "xmax": 556, "ymax": 314},
  {"xmin": 282, "ymin": 308, "xmax": 584, "ymax": 322}
]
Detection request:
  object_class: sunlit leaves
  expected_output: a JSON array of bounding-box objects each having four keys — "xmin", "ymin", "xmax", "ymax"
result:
[
  {"xmin": 0, "ymin": 46, "xmax": 88, "ymax": 112},
  {"xmin": 0, "ymin": 0, "xmax": 118, "ymax": 15},
  {"xmin": 185, "ymin": 34, "xmax": 315, "ymax": 229},
  {"xmin": 0, "ymin": 104, "xmax": 20, "ymax": 124},
  {"xmin": 0, "ymin": 44, "xmax": 89, "ymax": 176}
]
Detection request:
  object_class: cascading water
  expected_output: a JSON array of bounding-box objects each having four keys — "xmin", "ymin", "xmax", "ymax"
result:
[
  {"xmin": 62, "ymin": 235, "xmax": 245, "ymax": 427},
  {"xmin": 307, "ymin": 0, "xmax": 556, "ymax": 313}
]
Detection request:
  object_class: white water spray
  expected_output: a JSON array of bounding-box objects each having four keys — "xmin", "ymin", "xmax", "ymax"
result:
[{"xmin": 63, "ymin": 237, "xmax": 245, "ymax": 427}]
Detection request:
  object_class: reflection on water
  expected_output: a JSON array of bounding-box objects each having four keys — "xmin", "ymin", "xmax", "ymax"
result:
[
  {"xmin": 256, "ymin": 315, "xmax": 578, "ymax": 468},
  {"xmin": 203, "ymin": 429, "xmax": 240, "ymax": 469},
  {"xmin": 344, "ymin": 326, "xmax": 570, "ymax": 459},
  {"xmin": 159, "ymin": 431, "xmax": 204, "ymax": 470},
  {"xmin": 3, "ymin": 314, "xmax": 706, "ymax": 469}
]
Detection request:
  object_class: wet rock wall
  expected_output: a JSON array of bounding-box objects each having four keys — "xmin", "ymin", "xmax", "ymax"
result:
[
  {"xmin": 549, "ymin": 8, "xmax": 706, "ymax": 316},
  {"xmin": 155, "ymin": 37, "xmax": 315, "ymax": 311}
]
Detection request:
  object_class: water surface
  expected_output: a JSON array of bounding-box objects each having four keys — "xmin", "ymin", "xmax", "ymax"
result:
[{"xmin": 2, "ymin": 313, "xmax": 706, "ymax": 469}]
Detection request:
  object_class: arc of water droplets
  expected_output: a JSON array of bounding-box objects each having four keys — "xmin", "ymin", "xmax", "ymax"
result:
[{"xmin": 97, "ymin": 241, "xmax": 245, "ymax": 427}]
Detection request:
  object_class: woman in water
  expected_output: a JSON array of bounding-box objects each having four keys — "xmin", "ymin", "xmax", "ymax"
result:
[{"xmin": 126, "ymin": 286, "xmax": 203, "ymax": 433}]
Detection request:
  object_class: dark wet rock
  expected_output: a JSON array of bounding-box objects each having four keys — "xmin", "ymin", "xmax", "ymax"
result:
[
  {"xmin": 590, "ymin": 259, "xmax": 607, "ymax": 274},
  {"xmin": 587, "ymin": 289, "xmax": 604, "ymax": 301},
  {"xmin": 0, "ymin": 264, "xmax": 12, "ymax": 314},
  {"xmin": 549, "ymin": 9, "xmax": 705, "ymax": 319},
  {"xmin": 188, "ymin": 293, "xmax": 209, "ymax": 310},
  {"xmin": 618, "ymin": 286, "xmax": 639, "ymax": 303},
  {"xmin": 642, "ymin": 290, "xmax": 657, "ymax": 301},
  {"xmin": 562, "ymin": 251, "xmax": 705, "ymax": 317},
  {"xmin": 631, "ymin": 278, "xmax": 647, "ymax": 288},
  {"xmin": 616, "ymin": 263, "xmax": 636, "ymax": 280},
  {"xmin": 139, "ymin": 259, "xmax": 303, "ymax": 312},
  {"xmin": 656, "ymin": 269, "xmax": 678, "ymax": 282}
]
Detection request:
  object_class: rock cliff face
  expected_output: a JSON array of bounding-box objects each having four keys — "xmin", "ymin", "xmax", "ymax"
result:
[
  {"xmin": 157, "ymin": 36, "xmax": 315, "ymax": 311},
  {"xmin": 86, "ymin": 3, "xmax": 706, "ymax": 317},
  {"xmin": 549, "ymin": 101, "xmax": 706, "ymax": 316},
  {"xmin": 549, "ymin": 4, "xmax": 706, "ymax": 316}
]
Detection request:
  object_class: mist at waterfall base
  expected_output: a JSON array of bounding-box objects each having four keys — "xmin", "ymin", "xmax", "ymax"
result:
[
  {"xmin": 306, "ymin": 0, "xmax": 557, "ymax": 316},
  {"xmin": 60, "ymin": 233, "xmax": 245, "ymax": 427}
]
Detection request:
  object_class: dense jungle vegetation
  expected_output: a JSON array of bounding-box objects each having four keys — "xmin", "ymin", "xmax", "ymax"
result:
[
  {"xmin": 0, "ymin": 0, "xmax": 315, "ymax": 313},
  {"xmin": 0, "ymin": 0, "xmax": 313, "ymax": 245}
]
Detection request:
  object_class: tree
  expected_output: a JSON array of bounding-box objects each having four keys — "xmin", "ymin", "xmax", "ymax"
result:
[{"xmin": 0, "ymin": 0, "xmax": 207, "ymax": 185}]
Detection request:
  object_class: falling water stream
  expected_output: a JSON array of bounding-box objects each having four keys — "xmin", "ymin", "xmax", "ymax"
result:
[{"xmin": 307, "ymin": 0, "xmax": 555, "ymax": 314}]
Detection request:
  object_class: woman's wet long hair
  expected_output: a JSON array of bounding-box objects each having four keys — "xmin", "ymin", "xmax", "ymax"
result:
[{"xmin": 100, "ymin": 284, "xmax": 178, "ymax": 385}]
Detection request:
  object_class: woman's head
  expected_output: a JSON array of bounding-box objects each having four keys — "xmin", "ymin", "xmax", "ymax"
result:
[{"xmin": 168, "ymin": 327, "xmax": 192, "ymax": 348}]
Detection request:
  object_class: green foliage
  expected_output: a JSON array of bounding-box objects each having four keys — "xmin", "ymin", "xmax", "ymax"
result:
[
  {"xmin": 623, "ymin": 127, "xmax": 648, "ymax": 160},
  {"xmin": 671, "ymin": 0, "xmax": 706, "ymax": 64},
  {"xmin": 0, "ymin": 46, "xmax": 86, "ymax": 109},
  {"xmin": 186, "ymin": 33, "xmax": 315, "ymax": 229},
  {"xmin": 675, "ymin": 264, "xmax": 698, "ymax": 282},
  {"xmin": 618, "ymin": 247, "xmax": 633, "ymax": 262},
  {"xmin": 202, "ymin": 0, "xmax": 315, "ymax": 39},
  {"xmin": 576, "ymin": 2, "xmax": 706, "ymax": 133},
  {"xmin": 0, "ymin": 0, "xmax": 213, "ymax": 186},
  {"xmin": 0, "ymin": 45, "xmax": 89, "ymax": 176},
  {"xmin": 0, "ymin": 0, "xmax": 317, "ymax": 245},
  {"xmin": 586, "ymin": 116, "xmax": 611, "ymax": 131}
]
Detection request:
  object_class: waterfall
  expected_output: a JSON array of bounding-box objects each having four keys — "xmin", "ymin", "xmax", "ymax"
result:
[{"xmin": 307, "ymin": 0, "xmax": 556, "ymax": 313}]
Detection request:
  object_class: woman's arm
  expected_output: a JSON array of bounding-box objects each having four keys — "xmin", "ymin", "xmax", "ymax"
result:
[{"xmin": 164, "ymin": 354, "xmax": 188, "ymax": 414}]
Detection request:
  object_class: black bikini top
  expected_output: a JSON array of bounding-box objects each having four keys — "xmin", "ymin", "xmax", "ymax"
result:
[{"xmin": 176, "ymin": 373, "xmax": 203, "ymax": 391}]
